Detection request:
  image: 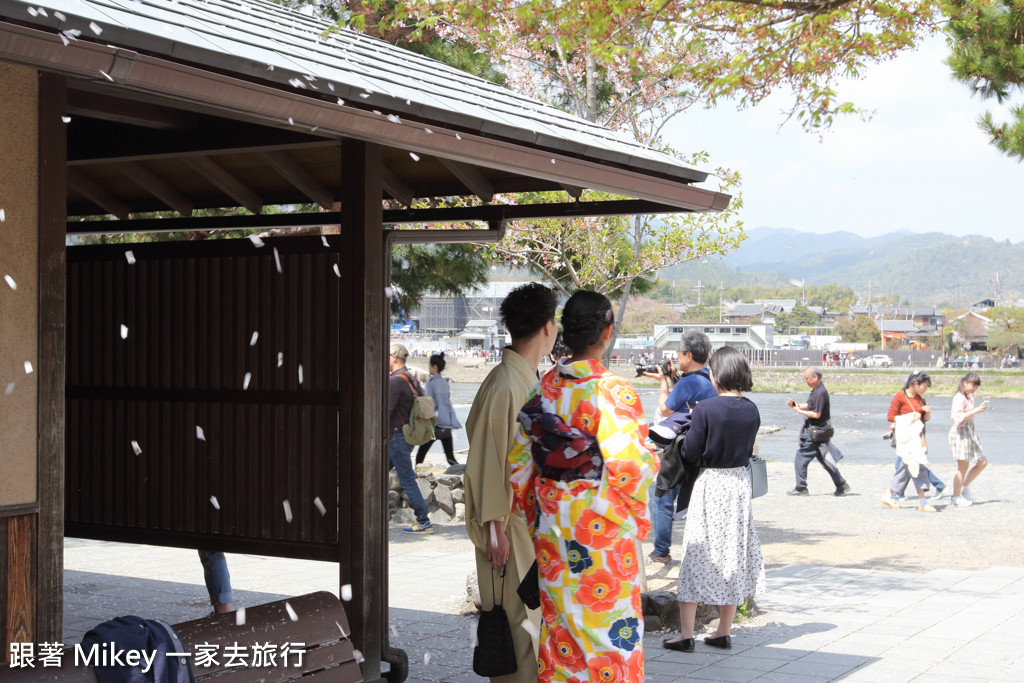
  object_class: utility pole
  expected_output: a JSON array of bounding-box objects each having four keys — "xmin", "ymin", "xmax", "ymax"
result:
[
  {"xmin": 719, "ymin": 282, "xmax": 725, "ymax": 323},
  {"xmin": 694, "ymin": 280, "xmax": 704, "ymax": 306}
]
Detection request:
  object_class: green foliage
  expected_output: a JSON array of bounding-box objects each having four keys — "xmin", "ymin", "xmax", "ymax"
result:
[
  {"xmin": 834, "ymin": 315, "xmax": 881, "ymax": 344},
  {"xmin": 775, "ymin": 305, "xmax": 821, "ymax": 331},
  {"xmin": 946, "ymin": 0, "xmax": 1024, "ymax": 162},
  {"xmin": 984, "ymin": 305, "xmax": 1024, "ymax": 352},
  {"xmin": 619, "ymin": 297, "xmax": 681, "ymax": 334},
  {"xmin": 391, "ymin": 243, "xmax": 491, "ymax": 316}
]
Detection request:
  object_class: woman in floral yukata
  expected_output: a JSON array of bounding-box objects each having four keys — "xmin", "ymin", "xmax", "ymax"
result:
[{"xmin": 508, "ymin": 290, "xmax": 658, "ymax": 683}]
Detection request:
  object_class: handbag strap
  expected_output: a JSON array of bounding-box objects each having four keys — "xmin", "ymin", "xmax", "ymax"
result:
[{"xmin": 491, "ymin": 566, "xmax": 506, "ymax": 608}]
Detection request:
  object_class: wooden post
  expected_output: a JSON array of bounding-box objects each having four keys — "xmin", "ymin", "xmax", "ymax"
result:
[
  {"xmin": 338, "ymin": 138, "xmax": 388, "ymax": 682},
  {"xmin": 36, "ymin": 71, "xmax": 67, "ymax": 644}
]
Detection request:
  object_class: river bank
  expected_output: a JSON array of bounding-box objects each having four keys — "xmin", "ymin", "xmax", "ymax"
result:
[{"xmin": 412, "ymin": 358, "xmax": 1024, "ymax": 398}]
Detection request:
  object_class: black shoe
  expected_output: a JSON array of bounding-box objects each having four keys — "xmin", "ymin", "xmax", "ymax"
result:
[
  {"xmin": 704, "ymin": 635, "xmax": 732, "ymax": 649},
  {"xmin": 835, "ymin": 482, "xmax": 852, "ymax": 496},
  {"xmin": 787, "ymin": 488, "xmax": 809, "ymax": 496},
  {"xmin": 663, "ymin": 637, "xmax": 695, "ymax": 652}
]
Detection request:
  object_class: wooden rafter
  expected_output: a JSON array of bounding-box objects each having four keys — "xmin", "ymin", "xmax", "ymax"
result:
[
  {"xmin": 67, "ymin": 88, "xmax": 198, "ymax": 130},
  {"xmin": 256, "ymin": 150, "xmax": 334, "ymax": 210},
  {"xmin": 439, "ymin": 158, "xmax": 495, "ymax": 203},
  {"xmin": 559, "ymin": 183, "xmax": 585, "ymax": 199},
  {"xmin": 66, "ymin": 168, "xmax": 130, "ymax": 220},
  {"xmin": 381, "ymin": 166, "xmax": 414, "ymax": 207},
  {"xmin": 119, "ymin": 161, "xmax": 194, "ymax": 216},
  {"xmin": 182, "ymin": 156, "xmax": 264, "ymax": 215}
]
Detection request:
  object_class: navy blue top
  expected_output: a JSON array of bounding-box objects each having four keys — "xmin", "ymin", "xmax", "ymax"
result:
[
  {"xmin": 664, "ymin": 368, "xmax": 718, "ymax": 414},
  {"xmin": 683, "ymin": 394, "xmax": 761, "ymax": 469},
  {"xmin": 804, "ymin": 383, "xmax": 830, "ymax": 427}
]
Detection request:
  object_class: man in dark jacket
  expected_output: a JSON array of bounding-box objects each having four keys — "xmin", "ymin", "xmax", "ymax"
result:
[
  {"xmin": 787, "ymin": 366, "xmax": 851, "ymax": 496},
  {"xmin": 389, "ymin": 343, "xmax": 433, "ymax": 533}
]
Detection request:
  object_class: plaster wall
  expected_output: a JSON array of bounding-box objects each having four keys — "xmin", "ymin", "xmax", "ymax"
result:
[{"xmin": 0, "ymin": 63, "xmax": 40, "ymax": 506}]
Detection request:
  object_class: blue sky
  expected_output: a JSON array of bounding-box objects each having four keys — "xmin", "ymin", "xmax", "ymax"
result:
[{"xmin": 668, "ymin": 36, "xmax": 1023, "ymax": 243}]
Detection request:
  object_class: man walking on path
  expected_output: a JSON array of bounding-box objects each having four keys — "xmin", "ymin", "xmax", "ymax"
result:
[
  {"xmin": 647, "ymin": 329, "xmax": 717, "ymax": 564},
  {"xmin": 787, "ymin": 366, "xmax": 852, "ymax": 496},
  {"xmin": 389, "ymin": 343, "xmax": 433, "ymax": 534},
  {"xmin": 465, "ymin": 283, "xmax": 557, "ymax": 683}
]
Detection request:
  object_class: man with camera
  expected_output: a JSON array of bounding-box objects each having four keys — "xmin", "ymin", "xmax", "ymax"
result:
[
  {"xmin": 643, "ymin": 330, "xmax": 717, "ymax": 563},
  {"xmin": 786, "ymin": 366, "xmax": 851, "ymax": 497}
]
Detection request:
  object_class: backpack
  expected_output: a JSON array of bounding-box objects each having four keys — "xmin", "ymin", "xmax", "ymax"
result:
[{"xmin": 398, "ymin": 372, "xmax": 436, "ymax": 446}]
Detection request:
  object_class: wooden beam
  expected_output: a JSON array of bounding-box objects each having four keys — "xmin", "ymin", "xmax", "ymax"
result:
[
  {"xmin": 559, "ymin": 183, "xmax": 585, "ymax": 199},
  {"xmin": 36, "ymin": 71, "xmax": 67, "ymax": 644},
  {"xmin": 118, "ymin": 161, "xmax": 194, "ymax": 217},
  {"xmin": 66, "ymin": 167, "xmax": 130, "ymax": 220},
  {"xmin": 256, "ymin": 150, "xmax": 334, "ymax": 210},
  {"xmin": 182, "ymin": 156, "xmax": 263, "ymax": 215},
  {"xmin": 439, "ymin": 158, "xmax": 495, "ymax": 203},
  {"xmin": 380, "ymin": 166, "xmax": 413, "ymax": 207},
  {"xmin": 67, "ymin": 88, "xmax": 198, "ymax": 130}
]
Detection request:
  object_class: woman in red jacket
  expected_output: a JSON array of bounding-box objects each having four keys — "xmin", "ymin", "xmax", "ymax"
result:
[{"xmin": 881, "ymin": 372, "xmax": 940, "ymax": 512}]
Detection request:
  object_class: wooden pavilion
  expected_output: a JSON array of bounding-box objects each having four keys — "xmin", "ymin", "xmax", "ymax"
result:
[{"xmin": 0, "ymin": 0, "xmax": 731, "ymax": 679}]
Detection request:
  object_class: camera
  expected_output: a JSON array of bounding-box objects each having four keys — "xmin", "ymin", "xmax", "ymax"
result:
[{"xmin": 635, "ymin": 361, "xmax": 675, "ymax": 379}]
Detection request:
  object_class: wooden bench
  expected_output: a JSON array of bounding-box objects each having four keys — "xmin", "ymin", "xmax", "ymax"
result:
[{"xmin": 1, "ymin": 592, "xmax": 363, "ymax": 682}]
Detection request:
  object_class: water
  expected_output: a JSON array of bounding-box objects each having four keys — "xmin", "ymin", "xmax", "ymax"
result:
[{"xmin": 445, "ymin": 383, "xmax": 1024, "ymax": 466}]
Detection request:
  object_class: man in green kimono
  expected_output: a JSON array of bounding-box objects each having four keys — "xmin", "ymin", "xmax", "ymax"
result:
[{"xmin": 465, "ymin": 283, "xmax": 557, "ymax": 682}]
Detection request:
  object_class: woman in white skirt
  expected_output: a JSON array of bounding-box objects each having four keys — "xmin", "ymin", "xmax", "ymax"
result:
[
  {"xmin": 663, "ymin": 346, "xmax": 765, "ymax": 652},
  {"xmin": 949, "ymin": 371, "xmax": 988, "ymax": 507}
]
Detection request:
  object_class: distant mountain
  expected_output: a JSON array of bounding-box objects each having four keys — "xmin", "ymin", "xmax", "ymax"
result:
[{"xmin": 661, "ymin": 227, "xmax": 1020, "ymax": 305}]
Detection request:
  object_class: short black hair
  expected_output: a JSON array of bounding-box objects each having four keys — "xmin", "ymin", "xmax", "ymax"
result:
[
  {"xmin": 708, "ymin": 346, "xmax": 752, "ymax": 393},
  {"xmin": 500, "ymin": 283, "xmax": 557, "ymax": 341},
  {"xmin": 561, "ymin": 290, "xmax": 613, "ymax": 354},
  {"xmin": 679, "ymin": 330, "xmax": 711, "ymax": 364}
]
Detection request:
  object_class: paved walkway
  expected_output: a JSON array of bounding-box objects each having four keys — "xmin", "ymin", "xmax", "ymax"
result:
[{"xmin": 60, "ymin": 539, "xmax": 1024, "ymax": 682}]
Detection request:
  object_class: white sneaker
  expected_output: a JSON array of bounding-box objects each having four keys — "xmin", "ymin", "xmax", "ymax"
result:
[
  {"xmin": 962, "ymin": 486, "xmax": 972, "ymax": 501},
  {"xmin": 952, "ymin": 496, "xmax": 973, "ymax": 507}
]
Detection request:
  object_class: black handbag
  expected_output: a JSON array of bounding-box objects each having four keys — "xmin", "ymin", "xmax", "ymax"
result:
[
  {"xmin": 473, "ymin": 568, "xmax": 518, "ymax": 677},
  {"xmin": 517, "ymin": 561, "xmax": 540, "ymax": 610},
  {"xmin": 808, "ymin": 421, "xmax": 834, "ymax": 443}
]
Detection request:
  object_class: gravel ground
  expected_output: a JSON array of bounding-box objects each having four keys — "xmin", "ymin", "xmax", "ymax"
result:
[{"xmin": 388, "ymin": 462, "xmax": 1024, "ymax": 576}]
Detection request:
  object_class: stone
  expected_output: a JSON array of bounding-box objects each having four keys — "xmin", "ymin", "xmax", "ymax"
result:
[
  {"xmin": 392, "ymin": 508, "xmax": 416, "ymax": 526},
  {"xmin": 428, "ymin": 508, "xmax": 453, "ymax": 525},
  {"xmin": 434, "ymin": 483, "xmax": 456, "ymax": 516},
  {"xmin": 415, "ymin": 478, "xmax": 435, "ymax": 506},
  {"xmin": 642, "ymin": 591, "xmax": 680, "ymax": 632},
  {"xmin": 387, "ymin": 490, "xmax": 401, "ymax": 511},
  {"xmin": 435, "ymin": 473, "xmax": 464, "ymax": 489},
  {"xmin": 444, "ymin": 463, "xmax": 467, "ymax": 476},
  {"xmin": 467, "ymin": 571, "xmax": 481, "ymax": 610},
  {"xmin": 454, "ymin": 503, "xmax": 465, "ymax": 523},
  {"xmin": 451, "ymin": 488, "xmax": 465, "ymax": 505},
  {"xmin": 642, "ymin": 614, "xmax": 663, "ymax": 632},
  {"xmin": 388, "ymin": 471, "xmax": 401, "ymax": 491}
]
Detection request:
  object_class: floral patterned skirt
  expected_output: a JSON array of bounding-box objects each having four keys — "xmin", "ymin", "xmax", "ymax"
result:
[{"xmin": 676, "ymin": 466, "xmax": 766, "ymax": 606}]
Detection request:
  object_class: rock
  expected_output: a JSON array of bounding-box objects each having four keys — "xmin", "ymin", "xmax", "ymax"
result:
[
  {"xmin": 392, "ymin": 508, "xmax": 416, "ymax": 526},
  {"xmin": 428, "ymin": 508, "xmax": 453, "ymax": 525},
  {"xmin": 642, "ymin": 614, "xmax": 663, "ymax": 632},
  {"xmin": 642, "ymin": 591, "xmax": 680, "ymax": 631},
  {"xmin": 445, "ymin": 463, "xmax": 467, "ymax": 475},
  {"xmin": 435, "ymin": 484, "xmax": 456, "ymax": 516},
  {"xmin": 436, "ymin": 474, "xmax": 464, "ymax": 489},
  {"xmin": 416, "ymin": 470, "xmax": 437, "ymax": 485},
  {"xmin": 467, "ymin": 571, "xmax": 481, "ymax": 610},
  {"xmin": 388, "ymin": 471, "xmax": 401, "ymax": 491},
  {"xmin": 387, "ymin": 490, "xmax": 401, "ymax": 511},
  {"xmin": 416, "ymin": 478, "xmax": 435, "ymax": 506},
  {"xmin": 454, "ymin": 503, "xmax": 465, "ymax": 523},
  {"xmin": 452, "ymin": 488, "xmax": 465, "ymax": 505}
]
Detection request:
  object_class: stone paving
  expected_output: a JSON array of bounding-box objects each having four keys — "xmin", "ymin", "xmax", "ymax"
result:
[{"xmin": 60, "ymin": 538, "xmax": 1024, "ymax": 682}]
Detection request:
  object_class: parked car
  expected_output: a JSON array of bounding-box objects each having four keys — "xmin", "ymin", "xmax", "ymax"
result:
[{"xmin": 865, "ymin": 354, "xmax": 893, "ymax": 368}]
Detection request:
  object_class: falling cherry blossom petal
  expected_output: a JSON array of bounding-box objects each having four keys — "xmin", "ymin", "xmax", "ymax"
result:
[
  {"xmin": 24, "ymin": 361, "xmax": 33, "ymax": 374},
  {"xmin": 243, "ymin": 372, "xmax": 252, "ymax": 390},
  {"xmin": 283, "ymin": 499, "xmax": 293, "ymax": 522},
  {"xmin": 236, "ymin": 608, "xmax": 246, "ymax": 626},
  {"xmin": 99, "ymin": 70, "xmax": 113, "ymax": 82},
  {"xmin": 321, "ymin": 236, "xmax": 329, "ymax": 248},
  {"xmin": 341, "ymin": 584, "xmax": 352, "ymax": 601},
  {"xmin": 210, "ymin": 495, "xmax": 220, "ymax": 510},
  {"xmin": 4, "ymin": 275, "xmax": 16, "ymax": 290},
  {"xmin": 278, "ymin": 352, "xmax": 284, "ymax": 368},
  {"xmin": 273, "ymin": 247, "xmax": 282, "ymax": 273},
  {"xmin": 61, "ymin": 116, "xmax": 71, "ymax": 123},
  {"xmin": 196, "ymin": 425, "xmax": 206, "ymax": 441},
  {"xmin": 125, "ymin": 250, "xmax": 136, "ymax": 264},
  {"xmin": 250, "ymin": 331, "xmax": 259, "ymax": 346},
  {"xmin": 409, "ymin": 152, "xmax": 420, "ymax": 161},
  {"xmin": 249, "ymin": 235, "xmax": 265, "ymax": 248},
  {"xmin": 285, "ymin": 602, "xmax": 298, "ymax": 621},
  {"xmin": 333, "ymin": 264, "xmax": 341, "ymax": 278},
  {"xmin": 298, "ymin": 364, "xmax": 303, "ymax": 384},
  {"xmin": 5, "ymin": 382, "xmax": 14, "ymax": 395},
  {"xmin": 314, "ymin": 496, "xmax": 326, "ymax": 516},
  {"xmin": 89, "ymin": 21, "xmax": 102, "ymax": 35},
  {"xmin": 131, "ymin": 440, "xmax": 142, "ymax": 456},
  {"xmin": 120, "ymin": 324, "xmax": 129, "ymax": 339}
]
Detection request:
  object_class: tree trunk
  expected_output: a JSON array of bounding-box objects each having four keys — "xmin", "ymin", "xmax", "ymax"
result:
[
  {"xmin": 603, "ymin": 215, "xmax": 645, "ymax": 365},
  {"xmin": 585, "ymin": 53, "xmax": 598, "ymax": 122}
]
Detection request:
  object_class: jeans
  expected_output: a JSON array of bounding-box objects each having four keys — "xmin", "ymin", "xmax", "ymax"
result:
[
  {"xmin": 794, "ymin": 432, "xmax": 846, "ymax": 491},
  {"xmin": 198, "ymin": 550, "xmax": 233, "ymax": 607},
  {"xmin": 651, "ymin": 483, "xmax": 680, "ymax": 557},
  {"xmin": 894, "ymin": 457, "xmax": 945, "ymax": 493},
  {"xmin": 389, "ymin": 432, "xmax": 430, "ymax": 524}
]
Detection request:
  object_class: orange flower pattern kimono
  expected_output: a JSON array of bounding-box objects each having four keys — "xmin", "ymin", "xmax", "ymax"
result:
[{"xmin": 508, "ymin": 359, "xmax": 658, "ymax": 682}]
